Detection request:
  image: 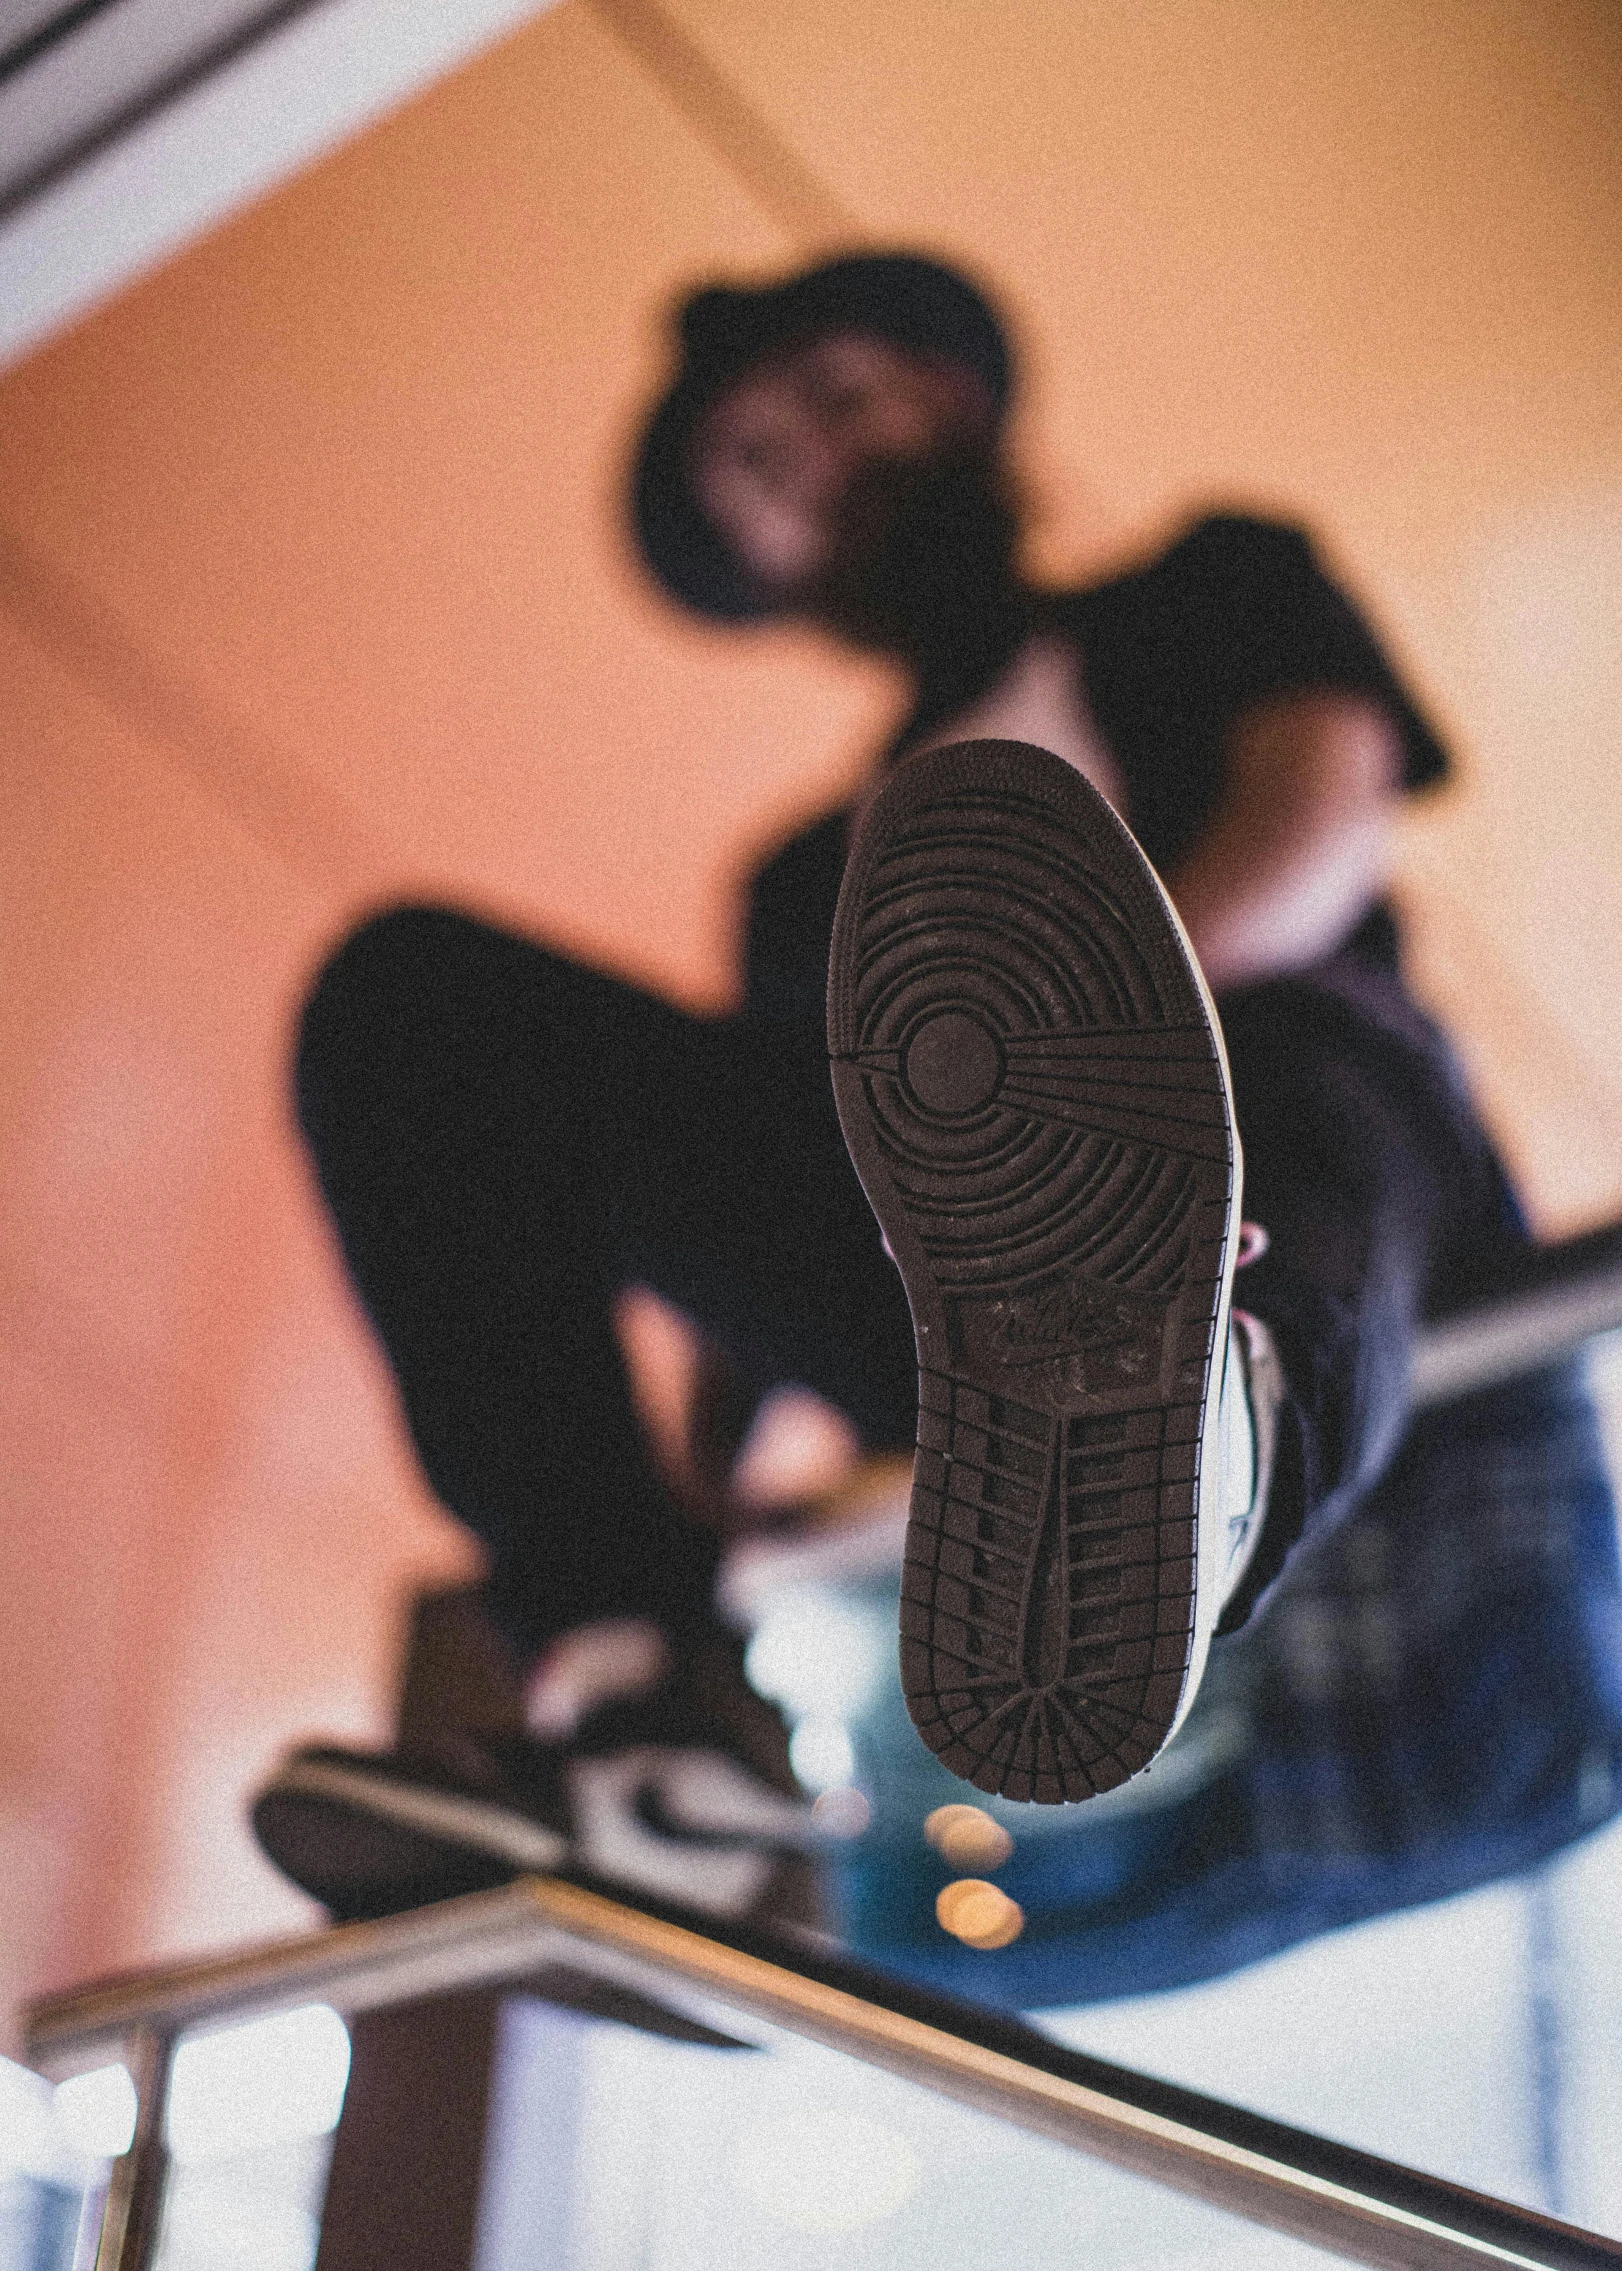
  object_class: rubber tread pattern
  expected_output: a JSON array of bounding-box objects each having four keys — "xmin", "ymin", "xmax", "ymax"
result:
[{"xmin": 828, "ymin": 741, "xmax": 1235, "ymax": 1802}]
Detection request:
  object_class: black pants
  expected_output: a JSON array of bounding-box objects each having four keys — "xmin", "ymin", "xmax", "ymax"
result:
[{"xmin": 297, "ymin": 906, "xmax": 1524, "ymax": 1658}]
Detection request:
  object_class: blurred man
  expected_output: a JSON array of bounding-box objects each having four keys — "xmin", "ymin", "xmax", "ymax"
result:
[{"xmin": 255, "ymin": 258, "xmax": 1620, "ymax": 1979}]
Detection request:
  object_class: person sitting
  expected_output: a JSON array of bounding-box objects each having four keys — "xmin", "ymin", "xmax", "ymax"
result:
[{"xmin": 253, "ymin": 256, "xmax": 1621, "ymax": 1994}]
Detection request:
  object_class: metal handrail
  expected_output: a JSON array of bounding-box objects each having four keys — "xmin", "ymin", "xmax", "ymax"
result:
[
  {"xmin": 31, "ymin": 1226, "xmax": 1622, "ymax": 2267},
  {"xmin": 27, "ymin": 1874, "xmax": 1622, "ymax": 2271},
  {"xmin": 1410, "ymin": 1222, "xmax": 1622, "ymax": 1408}
]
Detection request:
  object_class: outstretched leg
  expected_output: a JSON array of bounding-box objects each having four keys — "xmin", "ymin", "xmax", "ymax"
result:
[{"xmin": 827, "ymin": 739, "xmax": 1526, "ymax": 1804}]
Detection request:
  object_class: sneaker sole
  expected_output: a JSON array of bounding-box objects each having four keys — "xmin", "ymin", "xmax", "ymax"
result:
[
  {"xmin": 251, "ymin": 1755, "xmax": 565, "ymax": 1919},
  {"xmin": 827, "ymin": 740, "xmax": 1241, "ymax": 1804}
]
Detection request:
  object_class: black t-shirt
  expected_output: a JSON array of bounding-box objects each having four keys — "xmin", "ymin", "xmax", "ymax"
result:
[{"xmin": 743, "ymin": 512, "xmax": 1448, "ymax": 1020}]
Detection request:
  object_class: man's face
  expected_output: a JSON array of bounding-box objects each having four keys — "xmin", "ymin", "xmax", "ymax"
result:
[{"xmin": 691, "ymin": 332, "xmax": 998, "ymax": 600}]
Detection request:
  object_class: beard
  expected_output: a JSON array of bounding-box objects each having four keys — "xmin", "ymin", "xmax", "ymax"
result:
[{"xmin": 802, "ymin": 446, "xmax": 1025, "ymax": 670}]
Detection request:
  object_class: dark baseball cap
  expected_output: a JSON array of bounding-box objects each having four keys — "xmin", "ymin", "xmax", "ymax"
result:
[{"xmin": 630, "ymin": 250, "xmax": 1015, "ymax": 622}]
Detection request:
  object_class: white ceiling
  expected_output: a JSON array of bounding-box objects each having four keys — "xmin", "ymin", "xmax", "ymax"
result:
[
  {"xmin": 0, "ymin": 0, "xmax": 559, "ymax": 370},
  {"xmin": 0, "ymin": 0, "xmax": 86, "ymax": 50}
]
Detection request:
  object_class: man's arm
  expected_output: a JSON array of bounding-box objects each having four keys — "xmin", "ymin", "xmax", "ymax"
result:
[{"xmin": 1165, "ymin": 690, "xmax": 1403, "ymax": 993}]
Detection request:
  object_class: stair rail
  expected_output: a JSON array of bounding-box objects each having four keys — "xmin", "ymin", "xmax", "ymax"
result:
[{"xmin": 27, "ymin": 1873, "xmax": 1622, "ymax": 2271}]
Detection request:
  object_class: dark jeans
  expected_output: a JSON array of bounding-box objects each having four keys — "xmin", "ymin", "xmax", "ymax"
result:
[
  {"xmin": 839, "ymin": 1356, "xmax": 1622, "ymax": 2004},
  {"xmin": 296, "ymin": 905, "xmax": 1525, "ymax": 1659}
]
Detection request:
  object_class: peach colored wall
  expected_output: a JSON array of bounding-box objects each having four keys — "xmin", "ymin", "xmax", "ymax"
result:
[{"xmin": 2, "ymin": 0, "xmax": 1619, "ymax": 2032}]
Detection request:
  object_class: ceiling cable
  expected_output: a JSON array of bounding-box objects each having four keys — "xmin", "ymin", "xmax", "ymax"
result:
[{"xmin": 583, "ymin": 0, "xmax": 857, "ymax": 247}]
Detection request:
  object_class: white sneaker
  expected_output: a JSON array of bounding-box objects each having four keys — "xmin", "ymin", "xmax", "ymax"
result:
[
  {"xmin": 1213, "ymin": 1307, "xmax": 1284, "ymax": 1610},
  {"xmin": 251, "ymin": 1622, "xmax": 826, "ymax": 1922}
]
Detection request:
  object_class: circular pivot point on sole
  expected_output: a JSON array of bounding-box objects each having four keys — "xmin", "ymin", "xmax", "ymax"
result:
[{"xmin": 903, "ymin": 1010, "xmax": 1003, "ymax": 1114}]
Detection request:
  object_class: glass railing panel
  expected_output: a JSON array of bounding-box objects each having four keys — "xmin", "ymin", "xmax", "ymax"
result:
[
  {"xmin": 0, "ymin": 2017, "xmax": 344, "ymax": 2271},
  {"xmin": 733, "ymin": 1334, "xmax": 1622, "ymax": 2253},
  {"xmin": 150, "ymin": 2131, "xmax": 333, "ymax": 2271},
  {"xmin": 1, "ymin": 2050, "xmax": 110, "ymax": 2271},
  {"xmin": 1041, "ymin": 1811, "xmax": 1622, "ymax": 2242},
  {"xmin": 26, "ymin": 1878, "xmax": 1622, "ymax": 2271},
  {"xmin": 474, "ymin": 1984, "xmax": 1340, "ymax": 2271}
]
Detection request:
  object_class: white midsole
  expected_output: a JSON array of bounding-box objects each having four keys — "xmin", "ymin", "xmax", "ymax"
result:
[
  {"xmin": 1138, "ymin": 841, "xmax": 1245, "ymax": 1754},
  {"xmin": 270, "ymin": 1756, "xmax": 570, "ymax": 1873},
  {"xmin": 271, "ymin": 1753, "xmax": 786, "ymax": 1918}
]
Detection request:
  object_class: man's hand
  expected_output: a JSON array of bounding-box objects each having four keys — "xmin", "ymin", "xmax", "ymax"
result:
[{"xmin": 1166, "ymin": 690, "xmax": 1402, "ymax": 992}]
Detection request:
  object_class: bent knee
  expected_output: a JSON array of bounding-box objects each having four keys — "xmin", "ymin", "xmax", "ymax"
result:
[{"xmin": 296, "ymin": 903, "xmax": 505, "ymax": 1139}]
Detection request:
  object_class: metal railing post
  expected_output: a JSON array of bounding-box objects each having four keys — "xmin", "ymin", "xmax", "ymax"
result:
[{"xmin": 92, "ymin": 2024, "xmax": 173, "ymax": 2271}]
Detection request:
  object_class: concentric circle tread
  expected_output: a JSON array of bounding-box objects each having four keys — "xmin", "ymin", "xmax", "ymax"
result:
[{"xmin": 828, "ymin": 740, "xmax": 1238, "ymax": 1802}]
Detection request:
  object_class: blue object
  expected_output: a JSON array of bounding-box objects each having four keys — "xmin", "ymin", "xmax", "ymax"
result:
[{"xmin": 823, "ymin": 1360, "xmax": 1622, "ymax": 2009}]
